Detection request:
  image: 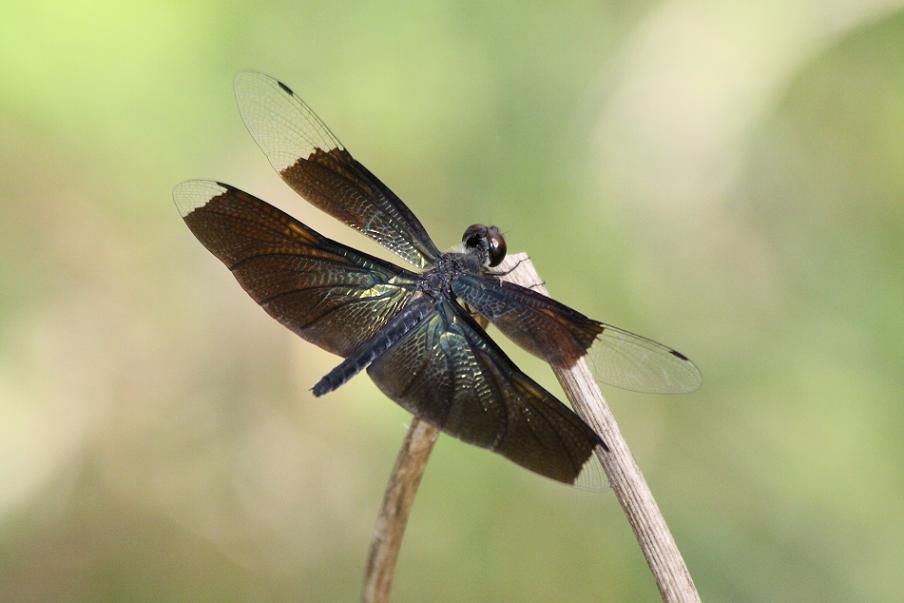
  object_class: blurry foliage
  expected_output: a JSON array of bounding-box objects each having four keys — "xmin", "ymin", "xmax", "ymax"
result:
[{"xmin": 1, "ymin": 1, "xmax": 902, "ymax": 601}]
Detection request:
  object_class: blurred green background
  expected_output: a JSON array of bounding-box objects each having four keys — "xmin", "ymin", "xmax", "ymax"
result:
[{"xmin": 2, "ymin": 1, "xmax": 903, "ymax": 601}]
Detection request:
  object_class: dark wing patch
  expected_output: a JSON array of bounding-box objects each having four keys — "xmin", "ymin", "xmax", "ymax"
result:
[
  {"xmin": 452, "ymin": 274, "xmax": 603, "ymax": 367},
  {"xmin": 173, "ymin": 180, "xmax": 417, "ymax": 357},
  {"xmin": 366, "ymin": 299, "xmax": 605, "ymax": 486},
  {"xmin": 233, "ymin": 71, "xmax": 442, "ymax": 268}
]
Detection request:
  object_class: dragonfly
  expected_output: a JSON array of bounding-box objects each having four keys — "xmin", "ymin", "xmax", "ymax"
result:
[{"xmin": 174, "ymin": 72, "xmax": 701, "ymax": 489}]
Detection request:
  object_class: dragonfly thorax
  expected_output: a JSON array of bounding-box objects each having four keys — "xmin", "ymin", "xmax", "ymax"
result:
[{"xmin": 417, "ymin": 252, "xmax": 485, "ymax": 296}]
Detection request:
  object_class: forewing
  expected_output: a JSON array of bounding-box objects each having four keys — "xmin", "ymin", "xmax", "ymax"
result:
[
  {"xmin": 367, "ymin": 300, "xmax": 605, "ymax": 487},
  {"xmin": 174, "ymin": 180, "xmax": 417, "ymax": 357},
  {"xmin": 233, "ymin": 72, "xmax": 442, "ymax": 268},
  {"xmin": 453, "ymin": 274, "xmax": 701, "ymax": 394}
]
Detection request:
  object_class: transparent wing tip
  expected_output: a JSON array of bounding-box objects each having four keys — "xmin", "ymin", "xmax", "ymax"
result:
[
  {"xmin": 172, "ymin": 179, "xmax": 228, "ymax": 217},
  {"xmin": 233, "ymin": 70, "xmax": 279, "ymax": 94},
  {"xmin": 232, "ymin": 71, "xmax": 317, "ymax": 172},
  {"xmin": 589, "ymin": 328, "xmax": 704, "ymax": 394},
  {"xmin": 658, "ymin": 351, "xmax": 703, "ymax": 394},
  {"xmin": 572, "ymin": 445, "xmax": 610, "ymax": 492}
]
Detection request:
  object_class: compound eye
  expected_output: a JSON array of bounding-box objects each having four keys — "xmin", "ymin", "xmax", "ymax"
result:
[
  {"xmin": 486, "ymin": 227, "xmax": 507, "ymax": 267},
  {"xmin": 462, "ymin": 224, "xmax": 486, "ymax": 250}
]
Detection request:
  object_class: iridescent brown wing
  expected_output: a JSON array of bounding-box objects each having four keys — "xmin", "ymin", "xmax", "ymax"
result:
[
  {"xmin": 173, "ymin": 180, "xmax": 418, "ymax": 357},
  {"xmin": 367, "ymin": 298, "xmax": 606, "ymax": 487},
  {"xmin": 453, "ymin": 274, "xmax": 702, "ymax": 394},
  {"xmin": 233, "ymin": 72, "xmax": 442, "ymax": 269}
]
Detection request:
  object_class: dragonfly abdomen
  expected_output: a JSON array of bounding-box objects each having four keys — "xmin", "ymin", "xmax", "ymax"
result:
[{"xmin": 311, "ymin": 297, "xmax": 435, "ymax": 396}]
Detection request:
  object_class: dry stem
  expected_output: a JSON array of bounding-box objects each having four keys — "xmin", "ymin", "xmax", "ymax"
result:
[{"xmin": 362, "ymin": 418, "xmax": 438, "ymax": 602}]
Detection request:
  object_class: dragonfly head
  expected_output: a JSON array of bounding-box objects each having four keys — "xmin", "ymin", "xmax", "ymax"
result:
[{"xmin": 462, "ymin": 224, "xmax": 507, "ymax": 268}]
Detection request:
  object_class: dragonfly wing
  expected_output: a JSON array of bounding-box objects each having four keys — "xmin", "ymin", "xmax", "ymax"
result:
[
  {"xmin": 453, "ymin": 274, "xmax": 701, "ymax": 393},
  {"xmin": 234, "ymin": 72, "xmax": 442, "ymax": 268},
  {"xmin": 174, "ymin": 180, "xmax": 418, "ymax": 357},
  {"xmin": 367, "ymin": 299, "xmax": 606, "ymax": 487}
]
